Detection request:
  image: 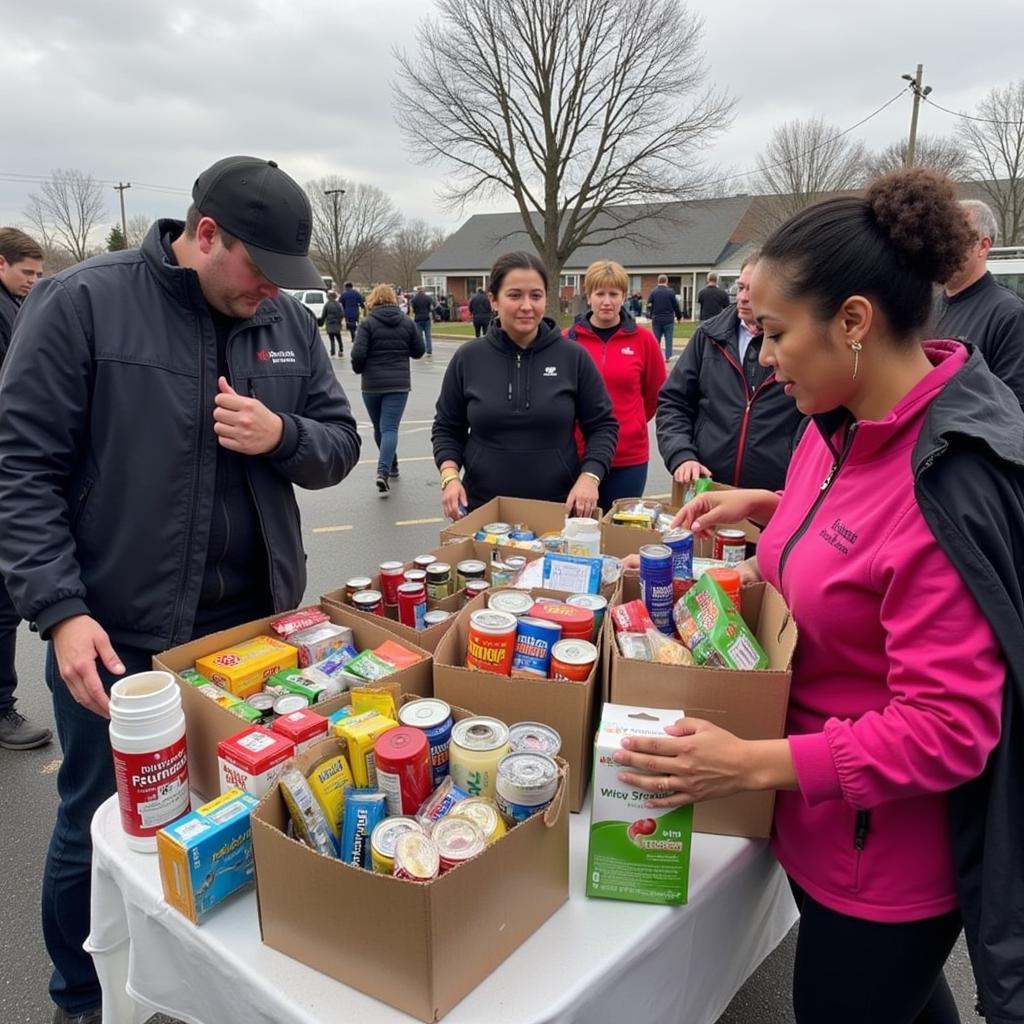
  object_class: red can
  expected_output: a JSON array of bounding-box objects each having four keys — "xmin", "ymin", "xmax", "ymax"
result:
[
  {"xmin": 352, "ymin": 589, "xmax": 384, "ymax": 616},
  {"xmin": 466, "ymin": 609, "xmax": 517, "ymax": 675},
  {"xmin": 379, "ymin": 561, "xmax": 405, "ymax": 606},
  {"xmin": 713, "ymin": 529, "xmax": 747, "ymax": 566},
  {"xmin": 705, "ymin": 567, "xmax": 742, "ymax": 611},
  {"xmin": 549, "ymin": 639, "xmax": 598, "ymax": 682},
  {"xmin": 528, "ymin": 601, "xmax": 594, "ymax": 642},
  {"xmin": 374, "ymin": 726, "xmax": 432, "ymax": 816},
  {"xmin": 672, "ymin": 577, "xmax": 696, "ymax": 603},
  {"xmin": 396, "ymin": 581, "xmax": 427, "ymax": 629}
]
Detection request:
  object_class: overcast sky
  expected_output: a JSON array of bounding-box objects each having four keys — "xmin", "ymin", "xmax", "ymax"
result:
[{"xmin": 2, "ymin": 0, "xmax": 1022, "ymax": 243}]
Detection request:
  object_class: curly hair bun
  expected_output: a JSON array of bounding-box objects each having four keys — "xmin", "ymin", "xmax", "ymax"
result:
[{"xmin": 866, "ymin": 168, "xmax": 973, "ymax": 285}]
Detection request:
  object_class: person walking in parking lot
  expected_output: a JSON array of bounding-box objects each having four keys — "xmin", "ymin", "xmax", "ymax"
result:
[
  {"xmin": 323, "ymin": 289, "xmax": 344, "ymax": 357},
  {"xmin": 468, "ymin": 285, "xmax": 492, "ymax": 337},
  {"xmin": 410, "ymin": 284, "xmax": 435, "ymax": 356},
  {"xmin": 646, "ymin": 274, "xmax": 683, "ymax": 359},
  {"xmin": 340, "ymin": 280, "xmax": 366, "ymax": 348}
]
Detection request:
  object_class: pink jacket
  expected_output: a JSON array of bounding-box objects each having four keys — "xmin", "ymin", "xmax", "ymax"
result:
[{"xmin": 756, "ymin": 342, "xmax": 1004, "ymax": 923}]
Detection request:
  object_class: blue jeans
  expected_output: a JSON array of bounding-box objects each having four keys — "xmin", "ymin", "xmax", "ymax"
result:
[
  {"xmin": 599, "ymin": 464, "xmax": 649, "ymax": 511},
  {"xmin": 43, "ymin": 642, "xmax": 155, "ymax": 1014},
  {"xmin": 415, "ymin": 319, "xmax": 432, "ymax": 354},
  {"xmin": 362, "ymin": 391, "xmax": 409, "ymax": 478},
  {"xmin": 651, "ymin": 320, "xmax": 675, "ymax": 359}
]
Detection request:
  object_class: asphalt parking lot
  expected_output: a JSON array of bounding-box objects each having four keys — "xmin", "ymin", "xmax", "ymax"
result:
[{"xmin": 0, "ymin": 333, "xmax": 979, "ymax": 1023}]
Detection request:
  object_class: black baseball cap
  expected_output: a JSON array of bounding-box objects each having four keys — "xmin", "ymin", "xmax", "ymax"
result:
[{"xmin": 191, "ymin": 155, "xmax": 322, "ymax": 289}]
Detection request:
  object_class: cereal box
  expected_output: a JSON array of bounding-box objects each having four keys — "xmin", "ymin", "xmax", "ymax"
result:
[{"xmin": 196, "ymin": 636, "xmax": 298, "ymax": 699}]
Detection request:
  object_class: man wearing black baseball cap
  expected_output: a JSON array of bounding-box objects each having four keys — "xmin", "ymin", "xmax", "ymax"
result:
[{"xmin": 0, "ymin": 155, "xmax": 361, "ymax": 1024}]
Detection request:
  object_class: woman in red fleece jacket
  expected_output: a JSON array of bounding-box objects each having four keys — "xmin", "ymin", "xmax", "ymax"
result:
[
  {"xmin": 566, "ymin": 260, "xmax": 665, "ymax": 509},
  {"xmin": 615, "ymin": 170, "xmax": 1008, "ymax": 1024}
]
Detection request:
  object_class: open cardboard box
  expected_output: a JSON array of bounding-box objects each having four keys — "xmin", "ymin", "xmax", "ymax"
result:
[
  {"xmin": 321, "ymin": 539, "xmax": 542, "ymax": 654},
  {"xmin": 251, "ymin": 728, "xmax": 570, "ymax": 1022},
  {"xmin": 606, "ymin": 573, "xmax": 796, "ymax": 838},
  {"xmin": 433, "ymin": 587, "xmax": 602, "ymax": 813},
  {"xmin": 439, "ymin": 496, "xmax": 602, "ymax": 552},
  {"xmin": 153, "ymin": 603, "xmax": 433, "ymax": 801}
]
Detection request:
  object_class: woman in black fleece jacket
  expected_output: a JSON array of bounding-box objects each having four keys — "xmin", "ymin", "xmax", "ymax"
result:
[{"xmin": 432, "ymin": 252, "xmax": 618, "ymax": 518}]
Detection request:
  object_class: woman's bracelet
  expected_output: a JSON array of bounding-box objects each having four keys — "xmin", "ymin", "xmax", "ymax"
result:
[
  {"xmin": 580, "ymin": 471, "xmax": 601, "ymax": 485},
  {"xmin": 440, "ymin": 472, "xmax": 461, "ymax": 490}
]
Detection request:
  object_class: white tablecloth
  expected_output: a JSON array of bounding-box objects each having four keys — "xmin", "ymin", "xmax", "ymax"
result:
[{"xmin": 88, "ymin": 794, "xmax": 797, "ymax": 1024}]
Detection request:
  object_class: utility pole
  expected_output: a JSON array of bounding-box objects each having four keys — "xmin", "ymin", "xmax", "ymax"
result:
[
  {"xmin": 113, "ymin": 182, "xmax": 131, "ymax": 241},
  {"xmin": 901, "ymin": 65, "xmax": 932, "ymax": 167},
  {"xmin": 324, "ymin": 187, "xmax": 346, "ymax": 284}
]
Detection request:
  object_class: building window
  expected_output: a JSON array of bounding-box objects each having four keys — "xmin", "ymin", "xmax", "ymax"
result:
[
  {"xmin": 421, "ymin": 275, "xmax": 447, "ymax": 297},
  {"xmin": 559, "ymin": 273, "xmax": 579, "ymax": 290}
]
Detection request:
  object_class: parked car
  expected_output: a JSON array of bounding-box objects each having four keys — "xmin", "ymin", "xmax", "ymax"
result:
[{"xmin": 289, "ymin": 288, "xmax": 328, "ymax": 326}]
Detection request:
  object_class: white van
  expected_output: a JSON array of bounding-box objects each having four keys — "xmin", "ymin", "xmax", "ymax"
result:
[
  {"xmin": 987, "ymin": 247, "xmax": 1024, "ymax": 299},
  {"xmin": 289, "ymin": 289, "xmax": 328, "ymax": 325}
]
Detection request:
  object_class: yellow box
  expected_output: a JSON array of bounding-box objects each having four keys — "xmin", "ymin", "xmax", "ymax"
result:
[
  {"xmin": 333, "ymin": 713, "xmax": 398, "ymax": 787},
  {"xmin": 196, "ymin": 636, "xmax": 298, "ymax": 699}
]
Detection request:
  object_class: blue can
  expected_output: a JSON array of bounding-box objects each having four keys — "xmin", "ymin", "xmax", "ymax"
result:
[
  {"xmin": 398, "ymin": 698, "xmax": 453, "ymax": 787},
  {"xmin": 510, "ymin": 616, "xmax": 562, "ymax": 677},
  {"xmin": 639, "ymin": 543, "xmax": 675, "ymax": 635},
  {"xmin": 662, "ymin": 528, "xmax": 694, "ymax": 581},
  {"xmin": 509, "ymin": 529, "xmax": 536, "ymax": 541}
]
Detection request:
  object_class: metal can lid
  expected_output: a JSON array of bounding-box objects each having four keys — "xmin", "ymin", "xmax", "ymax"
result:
[
  {"xmin": 375, "ymin": 725, "xmax": 428, "ymax": 761},
  {"xmin": 639, "ymin": 544, "xmax": 672, "ymax": 559},
  {"xmin": 379, "ymin": 561, "xmax": 405, "ymax": 573},
  {"xmin": 452, "ymin": 716, "xmax": 510, "ymax": 752},
  {"xmin": 481, "ymin": 522, "xmax": 512, "ymax": 535},
  {"xmin": 245, "ymin": 692, "xmax": 277, "ymax": 712},
  {"xmin": 423, "ymin": 610, "xmax": 452, "ymax": 626},
  {"xmin": 487, "ymin": 591, "xmax": 535, "ymax": 615},
  {"xmin": 404, "ymin": 569, "xmax": 427, "ymax": 583},
  {"xmin": 432, "ymin": 816, "xmax": 486, "ymax": 861},
  {"xmin": 345, "ymin": 576, "xmax": 373, "ymax": 589},
  {"xmin": 468, "ymin": 609, "xmax": 517, "ymax": 634},
  {"xmin": 716, "ymin": 528, "xmax": 747, "ymax": 541},
  {"xmin": 397, "ymin": 581, "xmax": 425, "ymax": 597},
  {"xmin": 565, "ymin": 593, "xmax": 608, "ymax": 612},
  {"xmin": 505, "ymin": 556, "xmax": 528, "ymax": 569},
  {"xmin": 413, "ymin": 555, "xmax": 437, "ymax": 568},
  {"xmin": 497, "ymin": 752, "xmax": 559, "ymax": 794},
  {"xmin": 515, "ymin": 615, "xmax": 562, "ymax": 635},
  {"xmin": 371, "ymin": 816, "xmax": 423, "ymax": 858},
  {"xmin": 465, "ymin": 579, "xmax": 491, "ymax": 594},
  {"xmin": 450, "ymin": 798, "xmax": 503, "ymax": 841},
  {"xmin": 399, "ymin": 698, "xmax": 452, "ymax": 730},
  {"xmin": 273, "ymin": 693, "xmax": 309, "ymax": 715},
  {"xmin": 352, "ymin": 589, "xmax": 383, "ymax": 606},
  {"xmin": 456, "ymin": 559, "xmax": 487, "ymax": 574},
  {"xmin": 426, "ymin": 562, "xmax": 451, "ymax": 577},
  {"xmin": 662, "ymin": 528, "xmax": 694, "ymax": 544},
  {"xmin": 393, "ymin": 831, "xmax": 439, "ymax": 879},
  {"xmin": 551, "ymin": 639, "xmax": 598, "ymax": 665},
  {"xmin": 508, "ymin": 721, "xmax": 562, "ymax": 756}
]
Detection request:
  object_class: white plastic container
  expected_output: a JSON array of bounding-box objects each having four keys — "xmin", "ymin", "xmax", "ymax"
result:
[
  {"xmin": 562, "ymin": 516, "xmax": 601, "ymax": 557},
  {"xmin": 109, "ymin": 671, "xmax": 191, "ymax": 852}
]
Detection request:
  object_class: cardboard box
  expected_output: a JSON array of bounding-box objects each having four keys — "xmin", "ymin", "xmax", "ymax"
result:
[
  {"xmin": 154, "ymin": 603, "xmax": 433, "ymax": 801},
  {"xmin": 433, "ymin": 588, "xmax": 601, "ymax": 813},
  {"xmin": 439, "ymin": 497, "xmax": 575, "ymax": 548},
  {"xmin": 251, "ymin": 735, "xmax": 570, "ymax": 1023},
  {"xmin": 605, "ymin": 573, "xmax": 796, "ymax": 838}
]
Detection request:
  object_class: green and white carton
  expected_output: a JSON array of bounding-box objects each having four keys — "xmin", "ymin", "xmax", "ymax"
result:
[{"xmin": 586, "ymin": 703, "xmax": 693, "ymax": 905}]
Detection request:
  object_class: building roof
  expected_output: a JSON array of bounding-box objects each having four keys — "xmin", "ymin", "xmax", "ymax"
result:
[{"xmin": 419, "ymin": 196, "xmax": 756, "ymax": 274}]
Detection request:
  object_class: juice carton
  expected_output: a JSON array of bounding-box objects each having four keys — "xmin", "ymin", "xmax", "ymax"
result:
[
  {"xmin": 271, "ymin": 708, "xmax": 329, "ymax": 754},
  {"xmin": 156, "ymin": 788, "xmax": 258, "ymax": 924},
  {"xmin": 196, "ymin": 636, "xmax": 298, "ymax": 699},
  {"xmin": 586, "ymin": 703, "xmax": 693, "ymax": 905},
  {"xmin": 217, "ymin": 726, "xmax": 296, "ymax": 797}
]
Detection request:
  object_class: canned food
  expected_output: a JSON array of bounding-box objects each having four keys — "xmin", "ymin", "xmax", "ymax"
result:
[
  {"xmin": 375, "ymin": 726, "xmax": 433, "ymax": 816},
  {"xmin": 432, "ymin": 816, "xmax": 486, "ymax": 872},
  {"xmin": 449, "ymin": 716, "xmax": 510, "ymax": 799},
  {"xmin": 713, "ymin": 529, "xmax": 747, "ymax": 567},
  {"xmin": 508, "ymin": 721, "xmax": 561, "ymax": 757},
  {"xmin": 272, "ymin": 693, "xmax": 309, "ymax": 715},
  {"xmin": 487, "ymin": 590, "xmax": 535, "ymax": 616},
  {"xmin": 450, "ymin": 797, "xmax": 507, "ymax": 844},
  {"xmin": 378, "ymin": 561, "xmax": 406, "ymax": 606},
  {"xmin": 345, "ymin": 576, "xmax": 373, "ymax": 600},
  {"xmin": 423, "ymin": 609, "xmax": 452, "ymax": 628},
  {"xmin": 510, "ymin": 617, "xmax": 562, "ymax": 677},
  {"xmin": 456, "ymin": 559, "xmax": 487, "ymax": 589},
  {"xmin": 705, "ymin": 567, "xmax": 742, "ymax": 611},
  {"xmin": 505, "ymin": 555, "xmax": 527, "ymax": 571},
  {"xmin": 396, "ymin": 581, "xmax": 427, "ymax": 629},
  {"xmin": 392, "ymin": 830, "xmax": 439, "ymax": 881},
  {"xmin": 549, "ymin": 639, "xmax": 598, "ymax": 682},
  {"xmin": 481, "ymin": 522, "xmax": 512, "ymax": 537},
  {"xmin": 639, "ymin": 543, "xmax": 674, "ymax": 635},
  {"xmin": 509, "ymin": 529, "xmax": 536, "ymax": 541},
  {"xmin": 495, "ymin": 752, "xmax": 559, "ymax": 823},
  {"xmin": 403, "ymin": 568, "xmax": 427, "ymax": 586},
  {"xmin": 466, "ymin": 609, "xmax": 517, "ymax": 675},
  {"xmin": 351, "ymin": 589, "xmax": 384, "ymax": 616},
  {"xmin": 489, "ymin": 561, "xmax": 515, "ymax": 587},
  {"xmin": 370, "ymin": 816, "xmax": 424, "ymax": 874},
  {"xmin": 662, "ymin": 528, "xmax": 695, "ymax": 581},
  {"xmin": 527, "ymin": 601, "xmax": 594, "ymax": 643},
  {"xmin": 463, "ymin": 578, "xmax": 491, "ymax": 606},
  {"xmin": 398, "ymin": 698, "xmax": 453, "ymax": 787},
  {"xmin": 244, "ymin": 691, "xmax": 276, "ymax": 723},
  {"xmin": 413, "ymin": 554, "xmax": 437, "ymax": 570},
  {"xmin": 425, "ymin": 562, "xmax": 452, "ymax": 600},
  {"xmin": 565, "ymin": 594, "xmax": 608, "ymax": 641}
]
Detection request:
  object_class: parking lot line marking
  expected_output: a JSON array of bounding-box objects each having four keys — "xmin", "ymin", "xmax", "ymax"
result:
[
  {"xmin": 399, "ymin": 426, "xmax": 431, "ymax": 436},
  {"xmin": 395, "ymin": 517, "xmax": 445, "ymax": 526},
  {"xmin": 40, "ymin": 759, "xmax": 62, "ymax": 775},
  {"xmin": 356, "ymin": 455, "xmax": 434, "ymax": 466},
  {"xmin": 312, "ymin": 525, "xmax": 354, "ymax": 534}
]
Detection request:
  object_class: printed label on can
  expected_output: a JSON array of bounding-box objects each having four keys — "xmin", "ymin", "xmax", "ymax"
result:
[{"xmin": 113, "ymin": 735, "xmax": 190, "ymax": 837}]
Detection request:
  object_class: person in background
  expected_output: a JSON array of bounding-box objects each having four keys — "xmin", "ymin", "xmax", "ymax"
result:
[
  {"xmin": 0, "ymin": 156, "xmax": 361, "ymax": 1024},
  {"xmin": 0, "ymin": 226, "xmax": 51, "ymax": 751},
  {"xmin": 322, "ymin": 289, "xmax": 344, "ymax": 357},
  {"xmin": 656, "ymin": 252, "xmax": 803, "ymax": 492},
  {"xmin": 339, "ymin": 280, "xmax": 365, "ymax": 349},
  {"xmin": 468, "ymin": 285, "xmax": 492, "ymax": 337},
  {"xmin": 395, "ymin": 286, "xmax": 409, "ymax": 315},
  {"xmin": 352, "ymin": 283, "xmax": 425, "ymax": 494},
  {"xmin": 433, "ymin": 251, "xmax": 618, "ymax": 518},
  {"xmin": 618, "ymin": 167, "xmax": 1024, "ymax": 1024},
  {"xmin": 697, "ymin": 271, "xmax": 731, "ymax": 320},
  {"xmin": 410, "ymin": 284, "xmax": 435, "ymax": 357},
  {"xmin": 567, "ymin": 259, "xmax": 665, "ymax": 509},
  {"xmin": 933, "ymin": 198, "xmax": 1024, "ymax": 405},
  {"xmin": 628, "ymin": 292, "xmax": 644, "ymax": 318},
  {"xmin": 646, "ymin": 273, "xmax": 683, "ymax": 360}
]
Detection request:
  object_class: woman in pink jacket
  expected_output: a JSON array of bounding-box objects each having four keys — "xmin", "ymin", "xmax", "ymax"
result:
[{"xmin": 615, "ymin": 169, "xmax": 1012, "ymax": 1024}]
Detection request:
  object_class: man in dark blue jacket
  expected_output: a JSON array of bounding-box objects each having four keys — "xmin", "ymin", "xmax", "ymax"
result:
[
  {"xmin": 0, "ymin": 156, "xmax": 361, "ymax": 1024},
  {"xmin": 339, "ymin": 280, "xmax": 366, "ymax": 348},
  {"xmin": 646, "ymin": 274, "xmax": 683, "ymax": 359}
]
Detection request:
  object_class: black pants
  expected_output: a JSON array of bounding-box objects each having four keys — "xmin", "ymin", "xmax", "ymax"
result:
[
  {"xmin": 790, "ymin": 883, "xmax": 962, "ymax": 1024},
  {"xmin": 327, "ymin": 329, "xmax": 342, "ymax": 355},
  {"xmin": 0, "ymin": 576, "xmax": 21, "ymax": 714},
  {"xmin": 473, "ymin": 318, "xmax": 490, "ymax": 337},
  {"xmin": 346, "ymin": 319, "xmax": 358, "ymax": 344}
]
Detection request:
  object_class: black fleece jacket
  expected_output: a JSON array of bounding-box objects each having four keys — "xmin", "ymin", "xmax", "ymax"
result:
[
  {"xmin": 0, "ymin": 281, "xmax": 19, "ymax": 365},
  {"xmin": 351, "ymin": 304, "xmax": 424, "ymax": 393},
  {"xmin": 432, "ymin": 319, "xmax": 618, "ymax": 510}
]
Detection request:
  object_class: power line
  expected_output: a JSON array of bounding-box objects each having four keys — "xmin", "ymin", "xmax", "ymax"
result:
[
  {"xmin": 922, "ymin": 95, "xmax": 1024, "ymax": 127},
  {"xmin": 0, "ymin": 171, "xmax": 190, "ymax": 196}
]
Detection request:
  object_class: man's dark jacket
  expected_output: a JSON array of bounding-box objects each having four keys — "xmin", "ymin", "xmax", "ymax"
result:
[
  {"xmin": 646, "ymin": 284, "xmax": 682, "ymax": 324},
  {"xmin": 911, "ymin": 347, "xmax": 1024, "ymax": 1023},
  {"xmin": 656, "ymin": 305, "xmax": 803, "ymax": 490},
  {"xmin": 340, "ymin": 287, "xmax": 364, "ymax": 322},
  {"xmin": 0, "ymin": 220, "xmax": 361, "ymax": 650},
  {"xmin": 410, "ymin": 291, "xmax": 434, "ymax": 322},
  {"xmin": 697, "ymin": 283, "xmax": 730, "ymax": 320},
  {"xmin": 351, "ymin": 304, "xmax": 425, "ymax": 392},
  {"xmin": 322, "ymin": 298, "xmax": 344, "ymax": 333},
  {"xmin": 468, "ymin": 291, "xmax": 491, "ymax": 322},
  {"xmin": 0, "ymin": 281, "xmax": 19, "ymax": 365}
]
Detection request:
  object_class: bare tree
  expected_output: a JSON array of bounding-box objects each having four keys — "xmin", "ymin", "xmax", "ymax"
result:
[
  {"xmin": 751, "ymin": 118, "xmax": 868, "ymax": 234},
  {"xmin": 386, "ymin": 219, "xmax": 448, "ymax": 290},
  {"xmin": 393, "ymin": 0, "xmax": 733, "ymax": 313},
  {"xmin": 125, "ymin": 214, "xmax": 152, "ymax": 248},
  {"xmin": 957, "ymin": 80, "xmax": 1024, "ymax": 245},
  {"xmin": 865, "ymin": 135, "xmax": 970, "ymax": 181},
  {"xmin": 305, "ymin": 176, "xmax": 402, "ymax": 286},
  {"xmin": 23, "ymin": 169, "xmax": 106, "ymax": 263}
]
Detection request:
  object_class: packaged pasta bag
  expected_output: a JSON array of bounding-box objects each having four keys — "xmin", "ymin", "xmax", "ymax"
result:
[{"xmin": 674, "ymin": 574, "xmax": 768, "ymax": 670}]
